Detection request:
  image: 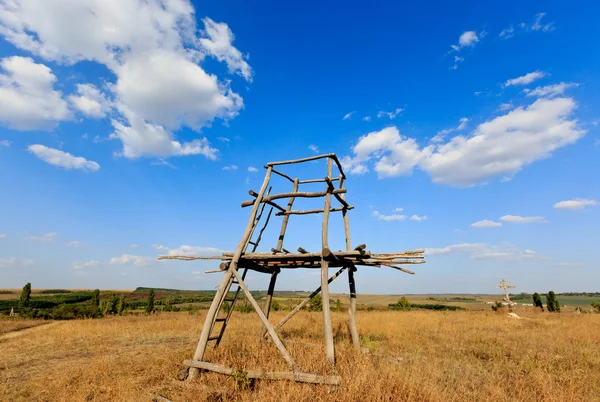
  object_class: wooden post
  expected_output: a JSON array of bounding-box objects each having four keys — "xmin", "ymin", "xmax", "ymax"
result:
[
  {"xmin": 340, "ymin": 176, "xmax": 360, "ymax": 350},
  {"xmin": 188, "ymin": 166, "xmax": 273, "ymax": 381},
  {"xmin": 321, "ymin": 157, "xmax": 335, "ymax": 364},
  {"xmin": 261, "ymin": 178, "xmax": 299, "ymax": 337}
]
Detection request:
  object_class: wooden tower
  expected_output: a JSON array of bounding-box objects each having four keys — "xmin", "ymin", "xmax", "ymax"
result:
[{"xmin": 161, "ymin": 153, "xmax": 425, "ymax": 385}]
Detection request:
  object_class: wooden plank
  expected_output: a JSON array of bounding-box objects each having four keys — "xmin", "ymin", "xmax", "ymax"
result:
[
  {"xmin": 275, "ymin": 206, "xmax": 354, "ymax": 216},
  {"xmin": 231, "ymin": 268, "xmax": 297, "ymax": 370},
  {"xmin": 183, "ymin": 360, "xmax": 341, "ymax": 386},
  {"xmin": 272, "ymin": 266, "xmax": 347, "ymax": 333},
  {"xmin": 188, "ymin": 166, "xmax": 273, "ymax": 381},
  {"xmin": 321, "ymin": 157, "xmax": 335, "ymax": 364}
]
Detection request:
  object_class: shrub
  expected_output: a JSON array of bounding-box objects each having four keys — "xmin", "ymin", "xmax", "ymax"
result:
[
  {"xmin": 491, "ymin": 301, "xmax": 504, "ymax": 312},
  {"xmin": 390, "ymin": 297, "xmax": 412, "ymax": 311},
  {"xmin": 109, "ymin": 294, "xmax": 119, "ymax": 315},
  {"xmin": 91, "ymin": 289, "xmax": 100, "ymax": 307},
  {"xmin": 271, "ymin": 299, "xmax": 281, "ymax": 312},
  {"xmin": 117, "ymin": 294, "xmax": 126, "ymax": 315},
  {"xmin": 591, "ymin": 301, "xmax": 600, "ymax": 313},
  {"xmin": 307, "ymin": 294, "xmax": 322, "ymax": 312},
  {"xmin": 19, "ymin": 282, "xmax": 31, "ymax": 310},
  {"xmin": 546, "ymin": 291, "xmax": 560, "ymax": 313},
  {"xmin": 532, "ymin": 292, "xmax": 544, "ymax": 311},
  {"xmin": 146, "ymin": 290, "xmax": 155, "ymax": 314}
]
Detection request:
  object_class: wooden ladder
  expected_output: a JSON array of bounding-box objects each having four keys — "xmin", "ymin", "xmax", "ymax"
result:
[{"xmin": 207, "ymin": 198, "xmax": 274, "ymax": 347}]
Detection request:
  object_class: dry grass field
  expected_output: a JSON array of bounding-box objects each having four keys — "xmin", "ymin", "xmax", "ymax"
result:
[{"xmin": 1, "ymin": 310, "xmax": 599, "ymax": 402}]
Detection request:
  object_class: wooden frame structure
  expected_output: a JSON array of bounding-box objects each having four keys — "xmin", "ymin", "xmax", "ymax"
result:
[{"xmin": 160, "ymin": 153, "xmax": 425, "ymax": 385}]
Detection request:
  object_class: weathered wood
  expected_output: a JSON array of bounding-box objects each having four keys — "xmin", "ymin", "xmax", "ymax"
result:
[
  {"xmin": 299, "ymin": 177, "xmax": 340, "ymax": 184},
  {"xmin": 275, "ymin": 206, "xmax": 354, "ymax": 216},
  {"xmin": 383, "ymin": 264, "xmax": 416, "ymax": 275},
  {"xmin": 267, "ymin": 154, "xmax": 346, "ymax": 180},
  {"xmin": 347, "ymin": 264, "xmax": 360, "ymax": 350},
  {"xmin": 183, "ymin": 360, "xmax": 341, "ymax": 386},
  {"xmin": 321, "ymin": 157, "xmax": 335, "ymax": 364},
  {"xmin": 261, "ymin": 270, "xmax": 279, "ymax": 338},
  {"xmin": 269, "ymin": 168, "xmax": 295, "ymax": 183},
  {"xmin": 223, "ymin": 250, "xmax": 372, "ymax": 260},
  {"xmin": 272, "ymin": 266, "xmax": 347, "ymax": 332},
  {"xmin": 231, "ymin": 268, "xmax": 297, "ymax": 370},
  {"xmin": 354, "ymin": 244, "xmax": 366, "ymax": 251},
  {"xmin": 362, "ymin": 259, "xmax": 426, "ymax": 265},
  {"xmin": 241, "ymin": 188, "xmax": 347, "ymax": 208},
  {"xmin": 244, "ymin": 192, "xmax": 286, "ymax": 212},
  {"xmin": 188, "ymin": 166, "xmax": 273, "ymax": 381},
  {"xmin": 297, "ymin": 247, "xmax": 308, "ymax": 254},
  {"xmin": 324, "ymin": 176, "xmax": 349, "ymax": 208}
]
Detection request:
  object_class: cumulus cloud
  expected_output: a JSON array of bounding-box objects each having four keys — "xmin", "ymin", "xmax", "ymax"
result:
[
  {"xmin": 377, "ymin": 108, "xmax": 403, "ymax": 120},
  {"xmin": 431, "ymin": 117, "xmax": 468, "ymax": 143},
  {"xmin": 458, "ymin": 31, "xmax": 479, "ymax": 47},
  {"xmin": 24, "ymin": 232, "xmax": 57, "ymax": 243},
  {"xmin": 342, "ymin": 97, "xmax": 585, "ymax": 186},
  {"xmin": 153, "ymin": 244, "xmax": 223, "ymax": 256},
  {"xmin": 500, "ymin": 215, "xmax": 547, "ymax": 224},
  {"xmin": 109, "ymin": 254, "xmax": 159, "ymax": 267},
  {"xmin": 372, "ymin": 210, "xmax": 406, "ymax": 221},
  {"xmin": 504, "ymin": 71, "xmax": 547, "ymax": 87},
  {"xmin": 71, "ymin": 260, "xmax": 100, "ymax": 269},
  {"xmin": 553, "ymin": 198, "xmax": 597, "ymax": 210},
  {"xmin": 525, "ymin": 83, "xmax": 579, "ymax": 98},
  {"xmin": 0, "ymin": 1, "xmax": 251, "ymax": 159},
  {"xmin": 68, "ymin": 83, "xmax": 111, "ymax": 118},
  {"xmin": 470, "ymin": 220, "xmax": 502, "ymax": 228},
  {"xmin": 410, "ymin": 214, "xmax": 427, "ymax": 222},
  {"xmin": 0, "ymin": 56, "xmax": 71, "ymax": 130},
  {"xmin": 28, "ymin": 144, "xmax": 100, "ymax": 172},
  {"xmin": 426, "ymin": 243, "xmax": 540, "ymax": 261}
]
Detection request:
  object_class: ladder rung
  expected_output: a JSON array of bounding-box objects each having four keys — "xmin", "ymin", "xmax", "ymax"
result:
[
  {"xmin": 208, "ymin": 336, "xmax": 220, "ymax": 341},
  {"xmin": 215, "ymin": 318, "xmax": 226, "ymax": 322},
  {"xmin": 232, "ymin": 280, "xmax": 239, "ymax": 284},
  {"xmin": 224, "ymin": 298, "xmax": 236, "ymax": 302},
  {"xmin": 248, "ymin": 241, "xmax": 256, "ymax": 245}
]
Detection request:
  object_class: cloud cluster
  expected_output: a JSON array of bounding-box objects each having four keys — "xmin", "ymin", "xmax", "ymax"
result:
[
  {"xmin": 342, "ymin": 97, "xmax": 585, "ymax": 186},
  {"xmin": 426, "ymin": 243, "xmax": 540, "ymax": 261},
  {"xmin": 0, "ymin": 0, "xmax": 252, "ymax": 160}
]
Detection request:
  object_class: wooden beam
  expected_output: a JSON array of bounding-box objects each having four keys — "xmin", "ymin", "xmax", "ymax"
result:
[
  {"xmin": 272, "ymin": 266, "xmax": 347, "ymax": 333},
  {"xmin": 321, "ymin": 157, "xmax": 335, "ymax": 364},
  {"xmin": 299, "ymin": 177, "xmax": 340, "ymax": 184},
  {"xmin": 270, "ymin": 168, "xmax": 295, "ymax": 183},
  {"xmin": 183, "ymin": 360, "xmax": 341, "ymax": 386},
  {"xmin": 231, "ymin": 268, "xmax": 297, "ymax": 370},
  {"xmin": 267, "ymin": 154, "xmax": 346, "ymax": 180},
  {"xmin": 241, "ymin": 189, "xmax": 347, "ymax": 208},
  {"xmin": 275, "ymin": 206, "xmax": 354, "ymax": 216}
]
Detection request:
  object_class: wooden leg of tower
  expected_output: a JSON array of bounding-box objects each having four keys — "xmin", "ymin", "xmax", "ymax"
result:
[
  {"xmin": 347, "ymin": 264, "xmax": 360, "ymax": 350},
  {"xmin": 188, "ymin": 269, "xmax": 234, "ymax": 381},
  {"xmin": 260, "ymin": 269, "xmax": 279, "ymax": 338},
  {"xmin": 321, "ymin": 157, "xmax": 335, "ymax": 365}
]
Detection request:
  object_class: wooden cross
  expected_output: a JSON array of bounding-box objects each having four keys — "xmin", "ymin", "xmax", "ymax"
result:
[{"xmin": 496, "ymin": 279, "xmax": 516, "ymax": 303}]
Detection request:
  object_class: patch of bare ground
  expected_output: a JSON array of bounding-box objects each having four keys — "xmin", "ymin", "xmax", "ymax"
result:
[{"xmin": 0, "ymin": 311, "xmax": 599, "ymax": 401}]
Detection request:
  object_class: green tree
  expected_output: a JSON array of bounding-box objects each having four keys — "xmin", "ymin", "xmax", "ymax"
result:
[
  {"xmin": 307, "ymin": 294, "xmax": 323, "ymax": 311},
  {"xmin": 117, "ymin": 294, "xmax": 126, "ymax": 315},
  {"xmin": 19, "ymin": 282, "xmax": 31, "ymax": 310},
  {"xmin": 392, "ymin": 296, "xmax": 412, "ymax": 311},
  {"xmin": 109, "ymin": 294, "xmax": 119, "ymax": 314},
  {"xmin": 532, "ymin": 292, "xmax": 544, "ymax": 311},
  {"xmin": 546, "ymin": 291, "xmax": 560, "ymax": 312},
  {"xmin": 99, "ymin": 299, "xmax": 109, "ymax": 315},
  {"xmin": 146, "ymin": 289, "xmax": 155, "ymax": 314},
  {"xmin": 91, "ymin": 289, "xmax": 100, "ymax": 306}
]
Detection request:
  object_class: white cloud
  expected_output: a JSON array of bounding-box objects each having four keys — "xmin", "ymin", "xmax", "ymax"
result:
[
  {"xmin": 393, "ymin": 207, "xmax": 403, "ymax": 212},
  {"xmin": 109, "ymin": 254, "xmax": 158, "ymax": 267},
  {"xmin": 222, "ymin": 164, "xmax": 237, "ymax": 170},
  {"xmin": 65, "ymin": 241, "xmax": 83, "ymax": 247},
  {"xmin": 308, "ymin": 144, "xmax": 319, "ymax": 154},
  {"xmin": 498, "ymin": 103, "xmax": 513, "ymax": 111},
  {"xmin": 217, "ymin": 136, "xmax": 230, "ymax": 142},
  {"xmin": 500, "ymin": 215, "xmax": 547, "ymax": 224},
  {"xmin": 553, "ymin": 198, "xmax": 597, "ymax": 210},
  {"xmin": 431, "ymin": 117, "xmax": 468, "ymax": 143},
  {"xmin": 410, "ymin": 214, "xmax": 427, "ymax": 222},
  {"xmin": 372, "ymin": 210, "xmax": 406, "ymax": 221},
  {"xmin": 0, "ymin": 1, "xmax": 250, "ymax": 160},
  {"xmin": 499, "ymin": 26, "xmax": 515, "ymax": 39},
  {"xmin": 153, "ymin": 244, "xmax": 223, "ymax": 257},
  {"xmin": 530, "ymin": 13, "xmax": 555, "ymax": 33},
  {"xmin": 425, "ymin": 243, "xmax": 540, "ymax": 261},
  {"xmin": 71, "ymin": 260, "xmax": 100, "ymax": 270},
  {"xmin": 0, "ymin": 140, "xmax": 11, "ymax": 146},
  {"xmin": 342, "ymin": 97, "xmax": 585, "ymax": 187},
  {"xmin": 525, "ymin": 83, "xmax": 578, "ymax": 98},
  {"xmin": 504, "ymin": 71, "xmax": 547, "ymax": 87},
  {"xmin": 343, "ymin": 111, "xmax": 355, "ymax": 120},
  {"xmin": 0, "ymin": 257, "xmax": 34, "ymax": 268},
  {"xmin": 68, "ymin": 83, "xmax": 111, "ymax": 118},
  {"xmin": 0, "ymin": 56, "xmax": 71, "ymax": 130},
  {"xmin": 24, "ymin": 232, "xmax": 57, "ymax": 243},
  {"xmin": 458, "ymin": 31, "xmax": 479, "ymax": 47},
  {"xmin": 28, "ymin": 144, "xmax": 100, "ymax": 172},
  {"xmin": 377, "ymin": 108, "xmax": 403, "ymax": 120},
  {"xmin": 363, "ymin": 116, "xmax": 371, "ymax": 122},
  {"xmin": 199, "ymin": 17, "xmax": 252, "ymax": 82},
  {"xmin": 248, "ymin": 166, "xmax": 258, "ymax": 172},
  {"xmin": 470, "ymin": 220, "xmax": 502, "ymax": 228}
]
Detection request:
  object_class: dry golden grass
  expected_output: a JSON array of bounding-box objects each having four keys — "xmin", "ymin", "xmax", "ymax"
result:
[
  {"xmin": 0, "ymin": 319, "xmax": 49, "ymax": 335},
  {"xmin": 1, "ymin": 310, "xmax": 599, "ymax": 401}
]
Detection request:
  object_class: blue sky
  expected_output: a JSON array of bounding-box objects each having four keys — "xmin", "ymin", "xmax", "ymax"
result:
[{"xmin": 0, "ymin": 0, "xmax": 598, "ymax": 294}]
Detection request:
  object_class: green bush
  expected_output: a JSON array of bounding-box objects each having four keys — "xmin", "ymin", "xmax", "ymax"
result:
[
  {"xmin": 307, "ymin": 294, "xmax": 322, "ymax": 312},
  {"xmin": 146, "ymin": 290, "xmax": 155, "ymax": 314},
  {"xmin": 532, "ymin": 292, "xmax": 544, "ymax": 311},
  {"xmin": 546, "ymin": 291, "xmax": 560, "ymax": 312},
  {"xmin": 591, "ymin": 301, "xmax": 600, "ymax": 313},
  {"xmin": 390, "ymin": 297, "xmax": 412, "ymax": 311}
]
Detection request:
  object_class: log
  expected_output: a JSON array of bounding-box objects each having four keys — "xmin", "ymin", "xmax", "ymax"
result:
[
  {"xmin": 272, "ymin": 266, "xmax": 348, "ymax": 332},
  {"xmin": 321, "ymin": 157, "xmax": 335, "ymax": 364},
  {"xmin": 244, "ymin": 194, "xmax": 287, "ymax": 213},
  {"xmin": 354, "ymin": 244, "xmax": 366, "ymax": 251},
  {"xmin": 231, "ymin": 268, "xmax": 297, "ymax": 370},
  {"xmin": 297, "ymin": 247, "xmax": 308, "ymax": 254},
  {"xmin": 299, "ymin": 177, "xmax": 340, "ymax": 184},
  {"xmin": 241, "ymin": 189, "xmax": 347, "ymax": 208},
  {"xmin": 183, "ymin": 360, "xmax": 341, "ymax": 386},
  {"xmin": 383, "ymin": 264, "xmax": 415, "ymax": 275},
  {"xmin": 324, "ymin": 176, "xmax": 349, "ymax": 208},
  {"xmin": 270, "ymin": 168, "xmax": 294, "ymax": 183},
  {"xmin": 275, "ymin": 206, "xmax": 354, "ymax": 216}
]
